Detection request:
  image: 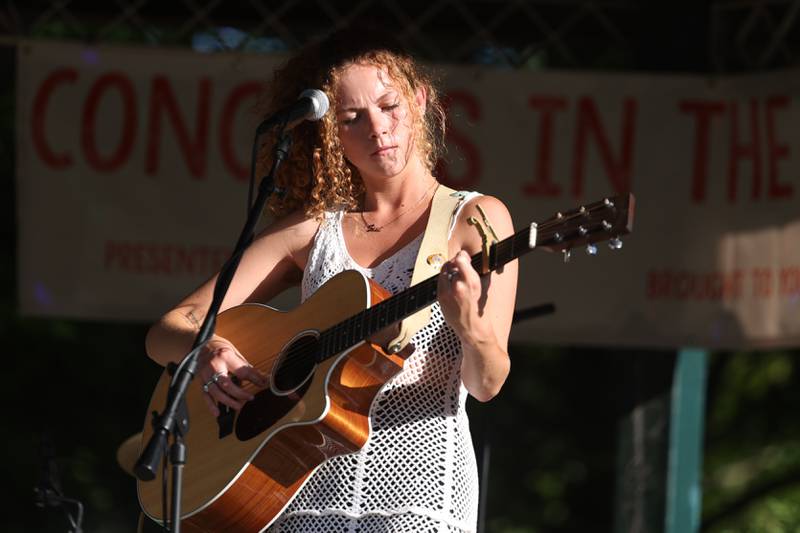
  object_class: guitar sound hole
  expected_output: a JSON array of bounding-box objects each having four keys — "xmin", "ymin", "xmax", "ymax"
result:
[{"xmin": 273, "ymin": 333, "xmax": 319, "ymax": 394}]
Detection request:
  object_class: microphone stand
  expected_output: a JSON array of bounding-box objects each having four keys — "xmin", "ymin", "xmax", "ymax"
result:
[
  {"xmin": 34, "ymin": 431, "xmax": 85, "ymax": 533},
  {"xmin": 134, "ymin": 122, "xmax": 293, "ymax": 533}
]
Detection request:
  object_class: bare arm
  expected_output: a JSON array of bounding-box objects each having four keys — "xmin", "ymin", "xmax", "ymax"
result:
[
  {"xmin": 438, "ymin": 195, "xmax": 518, "ymax": 402},
  {"xmin": 145, "ymin": 210, "xmax": 319, "ymax": 415}
]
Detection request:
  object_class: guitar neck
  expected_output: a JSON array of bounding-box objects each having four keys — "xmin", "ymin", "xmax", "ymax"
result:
[
  {"xmin": 313, "ymin": 225, "xmax": 534, "ymax": 361},
  {"xmin": 316, "ymin": 193, "xmax": 634, "ymax": 362}
]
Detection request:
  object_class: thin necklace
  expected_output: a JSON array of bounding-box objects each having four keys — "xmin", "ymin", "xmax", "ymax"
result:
[{"xmin": 359, "ymin": 180, "xmax": 439, "ymax": 233}]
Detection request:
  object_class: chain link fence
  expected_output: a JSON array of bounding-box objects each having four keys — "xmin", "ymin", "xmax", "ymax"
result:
[
  {"xmin": 4, "ymin": 1, "xmax": 800, "ymax": 71},
  {"xmin": 3, "ymin": 1, "xmax": 800, "ymax": 70},
  {"xmin": 1, "ymin": 0, "xmax": 636, "ymax": 69},
  {"xmin": 712, "ymin": 0, "xmax": 800, "ymax": 71}
]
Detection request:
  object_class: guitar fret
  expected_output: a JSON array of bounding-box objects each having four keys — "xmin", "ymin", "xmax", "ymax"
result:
[
  {"xmin": 388, "ymin": 297, "xmax": 399, "ymax": 324},
  {"xmin": 497, "ymin": 240, "xmax": 509, "ymax": 268},
  {"xmin": 355, "ymin": 311, "xmax": 364, "ymax": 340},
  {"xmin": 344, "ymin": 317, "xmax": 354, "ymax": 347},
  {"xmin": 335, "ymin": 325, "xmax": 344, "ymax": 353},
  {"xmin": 401, "ymin": 291, "xmax": 410, "ymax": 317},
  {"xmin": 312, "ymin": 193, "xmax": 632, "ymax": 365},
  {"xmin": 353, "ymin": 315, "xmax": 361, "ymax": 344}
]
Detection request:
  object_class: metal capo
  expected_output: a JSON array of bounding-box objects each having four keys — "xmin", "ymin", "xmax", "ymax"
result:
[{"xmin": 467, "ymin": 204, "xmax": 500, "ymax": 274}]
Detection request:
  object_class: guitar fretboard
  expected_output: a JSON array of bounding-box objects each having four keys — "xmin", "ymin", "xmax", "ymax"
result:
[
  {"xmin": 314, "ymin": 192, "xmax": 633, "ymax": 362},
  {"xmin": 316, "ymin": 225, "xmax": 534, "ymax": 361}
]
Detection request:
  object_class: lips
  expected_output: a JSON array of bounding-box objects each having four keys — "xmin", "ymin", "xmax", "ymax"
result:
[{"xmin": 371, "ymin": 146, "xmax": 397, "ymax": 156}]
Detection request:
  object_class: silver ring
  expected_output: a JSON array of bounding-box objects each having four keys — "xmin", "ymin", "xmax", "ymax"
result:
[
  {"xmin": 202, "ymin": 371, "xmax": 225, "ymax": 393},
  {"xmin": 446, "ymin": 268, "xmax": 458, "ymax": 282}
]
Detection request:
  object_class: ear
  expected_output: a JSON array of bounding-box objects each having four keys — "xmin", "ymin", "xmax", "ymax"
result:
[{"xmin": 415, "ymin": 84, "xmax": 427, "ymax": 115}]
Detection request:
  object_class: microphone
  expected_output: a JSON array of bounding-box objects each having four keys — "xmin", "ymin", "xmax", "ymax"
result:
[{"xmin": 256, "ymin": 89, "xmax": 330, "ymax": 134}]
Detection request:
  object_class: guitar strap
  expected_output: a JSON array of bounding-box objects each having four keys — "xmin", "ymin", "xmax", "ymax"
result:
[{"xmin": 386, "ymin": 183, "xmax": 462, "ymax": 354}]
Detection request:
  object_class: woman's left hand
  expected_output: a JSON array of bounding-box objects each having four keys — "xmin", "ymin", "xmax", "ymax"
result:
[{"xmin": 437, "ymin": 250, "xmax": 493, "ymax": 346}]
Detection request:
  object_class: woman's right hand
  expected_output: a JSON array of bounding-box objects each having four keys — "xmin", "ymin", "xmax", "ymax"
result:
[{"xmin": 197, "ymin": 337, "xmax": 268, "ymax": 417}]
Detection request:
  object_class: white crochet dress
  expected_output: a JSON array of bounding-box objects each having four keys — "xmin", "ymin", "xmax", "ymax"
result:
[{"xmin": 267, "ymin": 192, "xmax": 481, "ymax": 533}]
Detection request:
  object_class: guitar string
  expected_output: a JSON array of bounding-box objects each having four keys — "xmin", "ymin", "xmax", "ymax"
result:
[
  {"xmin": 247, "ymin": 204, "xmax": 620, "ymax": 382},
  {"xmin": 319, "ymin": 200, "xmax": 622, "ymax": 355},
  {"xmin": 252, "ymin": 211, "xmax": 619, "ymax": 384},
  {"xmin": 245, "ymin": 203, "xmax": 622, "ymax": 382}
]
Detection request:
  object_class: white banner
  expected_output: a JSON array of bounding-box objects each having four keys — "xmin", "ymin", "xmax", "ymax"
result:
[{"xmin": 16, "ymin": 41, "xmax": 800, "ymax": 349}]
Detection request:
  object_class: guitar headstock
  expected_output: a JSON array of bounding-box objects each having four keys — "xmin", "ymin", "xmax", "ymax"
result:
[{"xmin": 536, "ymin": 193, "xmax": 635, "ymax": 260}]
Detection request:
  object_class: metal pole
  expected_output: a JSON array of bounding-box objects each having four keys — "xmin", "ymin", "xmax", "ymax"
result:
[{"xmin": 664, "ymin": 348, "xmax": 707, "ymax": 533}]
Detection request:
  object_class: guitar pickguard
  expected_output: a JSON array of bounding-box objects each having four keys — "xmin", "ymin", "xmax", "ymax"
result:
[{"xmin": 235, "ymin": 379, "xmax": 313, "ymax": 441}]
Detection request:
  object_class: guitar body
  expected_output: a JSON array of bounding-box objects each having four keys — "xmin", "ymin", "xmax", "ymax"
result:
[{"xmin": 138, "ymin": 270, "xmax": 408, "ymax": 532}]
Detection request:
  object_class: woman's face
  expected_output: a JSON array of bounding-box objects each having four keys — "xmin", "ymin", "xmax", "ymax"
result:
[{"xmin": 334, "ymin": 63, "xmax": 423, "ymax": 182}]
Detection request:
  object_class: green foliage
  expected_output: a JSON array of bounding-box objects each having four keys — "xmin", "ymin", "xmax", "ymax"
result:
[{"xmin": 703, "ymin": 350, "xmax": 800, "ymax": 533}]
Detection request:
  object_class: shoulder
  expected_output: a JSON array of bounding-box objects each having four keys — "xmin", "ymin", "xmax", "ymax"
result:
[
  {"xmin": 252, "ymin": 209, "xmax": 322, "ymax": 262},
  {"xmin": 265, "ymin": 208, "xmax": 322, "ymax": 238},
  {"xmin": 450, "ymin": 194, "xmax": 514, "ymax": 255}
]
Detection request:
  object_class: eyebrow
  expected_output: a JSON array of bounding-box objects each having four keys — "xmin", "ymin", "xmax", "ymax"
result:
[{"xmin": 337, "ymin": 91, "xmax": 399, "ymax": 112}]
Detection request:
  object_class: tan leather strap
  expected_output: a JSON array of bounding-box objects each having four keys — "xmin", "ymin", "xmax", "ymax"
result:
[{"xmin": 386, "ymin": 183, "xmax": 462, "ymax": 353}]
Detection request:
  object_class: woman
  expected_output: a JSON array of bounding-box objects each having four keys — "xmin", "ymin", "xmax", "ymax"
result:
[{"xmin": 145, "ymin": 32, "xmax": 518, "ymax": 532}]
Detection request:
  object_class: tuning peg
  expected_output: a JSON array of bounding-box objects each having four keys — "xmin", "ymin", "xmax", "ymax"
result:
[
  {"xmin": 608, "ymin": 237, "xmax": 623, "ymax": 250},
  {"xmin": 563, "ymin": 249, "xmax": 571, "ymax": 263},
  {"xmin": 586, "ymin": 243, "xmax": 598, "ymax": 256}
]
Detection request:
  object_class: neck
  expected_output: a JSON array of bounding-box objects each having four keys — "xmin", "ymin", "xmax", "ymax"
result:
[{"xmin": 361, "ymin": 158, "xmax": 435, "ymax": 214}]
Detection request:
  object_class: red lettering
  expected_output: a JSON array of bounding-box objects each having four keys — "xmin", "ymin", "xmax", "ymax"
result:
[
  {"xmin": 728, "ymin": 99, "xmax": 762, "ymax": 202},
  {"xmin": 147, "ymin": 76, "xmax": 211, "ymax": 179},
  {"xmin": 220, "ymin": 81, "xmax": 263, "ymax": 181},
  {"xmin": 436, "ymin": 90, "xmax": 481, "ymax": 189},
  {"xmin": 766, "ymin": 95, "xmax": 793, "ymax": 199},
  {"xmin": 679, "ymin": 100, "xmax": 726, "ymax": 203},
  {"xmin": 751, "ymin": 267, "xmax": 773, "ymax": 298},
  {"xmin": 105, "ymin": 240, "xmax": 229, "ymax": 275},
  {"xmin": 646, "ymin": 269, "xmax": 743, "ymax": 301},
  {"xmin": 571, "ymin": 97, "xmax": 636, "ymax": 199},
  {"xmin": 524, "ymin": 96, "xmax": 566, "ymax": 197},
  {"xmin": 780, "ymin": 267, "xmax": 800, "ymax": 296},
  {"xmin": 32, "ymin": 68, "xmax": 78, "ymax": 169},
  {"xmin": 81, "ymin": 73, "xmax": 137, "ymax": 172}
]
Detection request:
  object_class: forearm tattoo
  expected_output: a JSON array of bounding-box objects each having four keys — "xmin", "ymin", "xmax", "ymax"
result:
[{"xmin": 184, "ymin": 311, "xmax": 202, "ymax": 329}]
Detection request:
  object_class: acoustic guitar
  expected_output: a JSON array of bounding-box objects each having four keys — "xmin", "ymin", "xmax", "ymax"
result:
[{"xmin": 138, "ymin": 193, "xmax": 635, "ymax": 532}]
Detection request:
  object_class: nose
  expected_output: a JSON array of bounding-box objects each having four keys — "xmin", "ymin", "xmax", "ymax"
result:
[{"xmin": 366, "ymin": 108, "xmax": 389, "ymax": 139}]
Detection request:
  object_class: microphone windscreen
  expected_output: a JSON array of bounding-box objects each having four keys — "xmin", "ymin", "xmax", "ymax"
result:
[{"xmin": 299, "ymin": 89, "xmax": 330, "ymax": 121}]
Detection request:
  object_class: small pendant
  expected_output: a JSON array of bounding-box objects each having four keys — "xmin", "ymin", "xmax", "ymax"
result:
[{"xmin": 365, "ymin": 223, "xmax": 380, "ymax": 232}]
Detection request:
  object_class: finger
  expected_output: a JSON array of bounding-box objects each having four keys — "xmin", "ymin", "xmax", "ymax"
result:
[
  {"xmin": 216, "ymin": 374, "xmax": 255, "ymax": 402},
  {"xmin": 438, "ymin": 267, "xmax": 455, "ymax": 295},
  {"xmin": 215, "ymin": 344, "xmax": 267, "ymax": 388},
  {"xmin": 202, "ymin": 390, "xmax": 220, "ymax": 417},
  {"xmin": 232, "ymin": 364, "xmax": 268, "ymax": 388},
  {"xmin": 206, "ymin": 383, "xmax": 244, "ymax": 411},
  {"xmin": 452, "ymin": 250, "xmax": 475, "ymax": 273}
]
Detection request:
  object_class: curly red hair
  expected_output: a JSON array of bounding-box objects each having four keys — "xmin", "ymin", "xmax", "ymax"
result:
[{"xmin": 257, "ymin": 32, "xmax": 446, "ymax": 219}]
